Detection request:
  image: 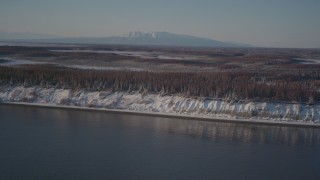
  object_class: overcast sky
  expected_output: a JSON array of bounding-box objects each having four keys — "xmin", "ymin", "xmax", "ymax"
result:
[{"xmin": 1, "ymin": 0, "xmax": 319, "ymax": 48}]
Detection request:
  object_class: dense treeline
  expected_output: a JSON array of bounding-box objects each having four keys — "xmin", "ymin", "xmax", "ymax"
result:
[{"xmin": 0, "ymin": 65, "xmax": 319, "ymax": 103}]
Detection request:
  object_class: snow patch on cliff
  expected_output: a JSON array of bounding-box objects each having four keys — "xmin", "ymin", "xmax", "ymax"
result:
[{"xmin": 1, "ymin": 86, "xmax": 319, "ymax": 122}]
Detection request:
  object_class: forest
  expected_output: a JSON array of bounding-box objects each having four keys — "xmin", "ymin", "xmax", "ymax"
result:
[{"xmin": 0, "ymin": 65, "xmax": 319, "ymax": 103}]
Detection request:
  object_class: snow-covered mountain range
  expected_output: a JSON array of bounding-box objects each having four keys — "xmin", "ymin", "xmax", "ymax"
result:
[{"xmin": 0, "ymin": 31, "xmax": 252, "ymax": 47}]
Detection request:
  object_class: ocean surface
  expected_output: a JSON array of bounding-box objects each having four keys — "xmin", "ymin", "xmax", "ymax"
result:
[{"xmin": 0, "ymin": 104, "xmax": 320, "ymax": 180}]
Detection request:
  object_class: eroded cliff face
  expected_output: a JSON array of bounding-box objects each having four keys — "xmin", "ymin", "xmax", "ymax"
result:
[{"xmin": 0, "ymin": 86, "xmax": 319, "ymax": 122}]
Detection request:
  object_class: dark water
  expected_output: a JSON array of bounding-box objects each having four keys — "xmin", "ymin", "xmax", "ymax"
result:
[{"xmin": 1, "ymin": 105, "xmax": 320, "ymax": 180}]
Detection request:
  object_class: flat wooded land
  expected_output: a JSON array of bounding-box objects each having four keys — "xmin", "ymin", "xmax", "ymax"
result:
[{"xmin": 0, "ymin": 45, "xmax": 319, "ymax": 102}]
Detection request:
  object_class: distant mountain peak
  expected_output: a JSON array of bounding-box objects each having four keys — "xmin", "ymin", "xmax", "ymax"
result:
[
  {"xmin": 118, "ymin": 31, "xmax": 240, "ymax": 47},
  {"xmin": 0, "ymin": 30, "xmax": 253, "ymax": 47},
  {"xmin": 126, "ymin": 31, "xmax": 157, "ymax": 39}
]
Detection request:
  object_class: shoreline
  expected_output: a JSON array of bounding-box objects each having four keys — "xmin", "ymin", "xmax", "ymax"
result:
[{"xmin": 1, "ymin": 102, "xmax": 320, "ymax": 128}]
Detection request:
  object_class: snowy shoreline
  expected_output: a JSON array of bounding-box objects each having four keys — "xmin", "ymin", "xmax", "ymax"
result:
[{"xmin": 0, "ymin": 86, "xmax": 320, "ymax": 127}]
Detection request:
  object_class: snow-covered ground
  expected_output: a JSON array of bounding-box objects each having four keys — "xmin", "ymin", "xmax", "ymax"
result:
[
  {"xmin": 50, "ymin": 49, "xmax": 200, "ymax": 60},
  {"xmin": 0, "ymin": 57, "xmax": 46, "ymax": 66},
  {"xmin": 1, "ymin": 86, "xmax": 319, "ymax": 123},
  {"xmin": 60, "ymin": 64, "xmax": 145, "ymax": 71},
  {"xmin": 0, "ymin": 57, "xmax": 143, "ymax": 71},
  {"xmin": 294, "ymin": 58, "xmax": 320, "ymax": 64}
]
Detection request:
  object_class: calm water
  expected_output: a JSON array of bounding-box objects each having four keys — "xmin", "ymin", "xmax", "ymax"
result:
[{"xmin": 1, "ymin": 105, "xmax": 320, "ymax": 180}]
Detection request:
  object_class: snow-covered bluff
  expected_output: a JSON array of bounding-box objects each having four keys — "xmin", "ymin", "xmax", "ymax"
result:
[{"xmin": 0, "ymin": 86, "xmax": 319, "ymax": 122}]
